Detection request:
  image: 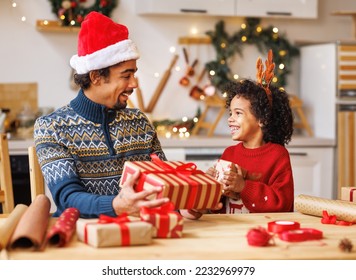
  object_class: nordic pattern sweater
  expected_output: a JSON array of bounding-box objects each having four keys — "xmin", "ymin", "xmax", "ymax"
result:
[{"xmin": 34, "ymin": 90, "xmax": 166, "ymax": 218}]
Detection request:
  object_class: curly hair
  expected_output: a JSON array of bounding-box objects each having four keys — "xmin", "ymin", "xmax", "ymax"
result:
[
  {"xmin": 73, "ymin": 67, "xmax": 110, "ymax": 90},
  {"xmin": 224, "ymin": 79, "xmax": 294, "ymax": 146}
]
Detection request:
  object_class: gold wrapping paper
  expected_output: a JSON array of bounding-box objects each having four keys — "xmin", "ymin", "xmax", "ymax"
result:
[
  {"xmin": 8, "ymin": 194, "xmax": 51, "ymax": 250},
  {"xmin": 0, "ymin": 204, "xmax": 28, "ymax": 250},
  {"xmin": 76, "ymin": 218, "xmax": 153, "ymax": 248},
  {"xmin": 294, "ymin": 194, "xmax": 356, "ymax": 222}
]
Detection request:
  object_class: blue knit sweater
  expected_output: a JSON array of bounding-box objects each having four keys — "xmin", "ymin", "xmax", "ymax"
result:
[{"xmin": 34, "ymin": 90, "xmax": 166, "ymax": 218}]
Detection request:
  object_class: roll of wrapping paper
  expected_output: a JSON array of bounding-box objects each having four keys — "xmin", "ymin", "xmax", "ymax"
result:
[
  {"xmin": 46, "ymin": 207, "xmax": 80, "ymax": 247},
  {"xmin": 295, "ymin": 194, "xmax": 356, "ymax": 222},
  {"xmin": 0, "ymin": 204, "xmax": 28, "ymax": 250},
  {"xmin": 8, "ymin": 194, "xmax": 51, "ymax": 251}
]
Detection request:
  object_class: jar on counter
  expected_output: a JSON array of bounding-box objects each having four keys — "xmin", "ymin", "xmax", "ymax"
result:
[{"xmin": 16, "ymin": 104, "xmax": 36, "ymax": 139}]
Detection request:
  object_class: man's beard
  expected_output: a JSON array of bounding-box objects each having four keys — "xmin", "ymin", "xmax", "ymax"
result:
[
  {"xmin": 112, "ymin": 99, "xmax": 127, "ymax": 110},
  {"xmin": 112, "ymin": 91, "xmax": 133, "ymax": 110}
]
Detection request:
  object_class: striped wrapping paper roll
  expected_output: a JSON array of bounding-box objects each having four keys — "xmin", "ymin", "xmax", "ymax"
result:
[{"xmin": 294, "ymin": 194, "xmax": 356, "ymax": 222}]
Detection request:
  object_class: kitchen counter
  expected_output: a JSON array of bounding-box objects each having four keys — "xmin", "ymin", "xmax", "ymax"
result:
[
  {"xmin": 7, "ymin": 135, "xmax": 335, "ymax": 155},
  {"xmin": 159, "ymin": 135, "xmax": 335, "ymax": 148}
]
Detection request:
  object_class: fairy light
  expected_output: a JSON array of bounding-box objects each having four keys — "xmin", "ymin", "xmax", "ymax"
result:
[
  {"xmin": 154, "ymin": 72, "xmax": 160, "ymax": 78},
  {"xmin": 256, "ymin": 26, "xmax": 262, "ymax": 33},
  {"xmin": 200, "ymin": 95, "xmax": 205, "ymax": 101},
  {"xmin": 70, "ymin": 20, "xmax": 76, "ymax": 26},
  {"xmin": 193, "ymin": 117, "xmax": 199, "ymax": 123},
  {"xmin": 272, "ymin": 77, "xmax": 278, "ymax": 83},
  {"xmin": 165, "ymin": 132, "xmax": 172, "ymax": 139},
  {"xmin": 21, "ymin": 16, "xmax": 26, "ymax": 22},
  {"xmin": 209, "ymin": 70, "xmax": 216, "ymax": 76},
  {"xmin": 241, "ymin": 36, "xmax": 247, "ymax": 42},
  {"xmin": 279, "ymin": 50, "xmax": 287, "ymax": 56},
  {"xmin": 169, "ymin": 46, "xmax": 176, "ymax": 53},
  {"xmin": 241, "ymin": 23, "xmax": 246, "ymax": 29},
  {"xmin": 175, "ymin": 66, "xmax": 181, "ymax": 72},
  {"xmin": 273, "ymin": 27, "xmax": 279, "ymax": 33},
  {"xmin": 172, "ymin": 127, "xmax": 178, "ymax": 133},
  {"xmin": 190, "ymin": 27, "xmax": 198, "ymax": 35},
  {"xmin": 12, "ymin": 2, "xmax": 17, "ymax": 8},
  {"xmin": 279, "ymin": 64, "xmax": 285, "ymax": 70},
  {"xmin": 222, "ymin": 91, "xmax": 228, "ymax": 98},
  {"xmin": 43, "ymin": 20, "xmax": 49, "ymax": 25},
  {"xmin": 233, "ymin": 74, "xmax": 239, "ymax": 80},
  {"xmin": 182, "ymin": 116, "xmax": 188, "ymax": 122},
  {"xmin": 220, "ymin": 42, "xmax": 226, "ymax": 48}
]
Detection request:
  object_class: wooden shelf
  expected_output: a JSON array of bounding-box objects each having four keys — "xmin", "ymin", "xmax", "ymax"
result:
[
  {"xmin": 178, "ymin": 36, "xmax": 211, "ymax": 45},
  {"xmin": 36, "ymin": 20, "xmax": 80, "ymax": 33}
]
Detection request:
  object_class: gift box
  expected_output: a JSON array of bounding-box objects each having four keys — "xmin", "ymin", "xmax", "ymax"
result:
[
  {"xmin": 76, "ymin": 214, "xmax": 153, "ymax": 248},
  {"xmin": 120, "ymin": 154, "xmax": 222, "ymax": 210},
  {"xmin": 340, "ymin": 187, "xmax": 356, "ymax": 203},
  {"xmin": 140, "ymin": 202, "xmax": 183, "ymax": 238},
  {"xmin": 214, "ymin": 159, "xmax": 240, "ymax": 200}
]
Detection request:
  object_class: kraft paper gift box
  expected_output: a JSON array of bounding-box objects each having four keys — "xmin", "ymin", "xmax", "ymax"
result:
[
  {"xmin": 76, "ymin": 214, "xmax": 153, "ymax": 248},
  {"xmin": 140, "ymin": 202, "xmax": 183, "ymax": 238},
  {"xmin": 214, "ymin": 159, "xmax": 240, "ymax": 200},
  {"xmin": 341, "ymin": 187, "xmax": 356, "ymax": 203},
  {"xmin": 120, "ymin": 154, "xmax": 223, "ymax": 210}
]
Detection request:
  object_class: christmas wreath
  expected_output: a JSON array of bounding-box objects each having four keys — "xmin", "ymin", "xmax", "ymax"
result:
[
  {"xmin": 206, "ymin": 18, "xmax": 299, "ymax": 91},
  {"xmin": 49, "ymin": 0, "xmax": 118, "ymax": 26}
]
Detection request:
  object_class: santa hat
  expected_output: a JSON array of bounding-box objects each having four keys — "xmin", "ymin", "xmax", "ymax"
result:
[{"xmin": 70, "ymin": 11, "xmax": 140, "ymax": 74}]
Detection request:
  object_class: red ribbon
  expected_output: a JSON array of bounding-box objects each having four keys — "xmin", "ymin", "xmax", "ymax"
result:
[
  {"xmin": 83, "ymin": 214, "xmax": 132, "ymax": 246},
  {"xmin": 279, "ymin": 228, "xmax": 323, "ymax": 242},
  {"xmin": 267, "ymin": 220, "xmax": 300, "ymax": 233},
  {"xmin": 321, "ymin": 210, "xmax": 354, "ymax": 226},
  {"xmin": 140, "ymin": 202, "xmax": 182, "ymax": 238},
  {"xmin": 136, "ymin": 154, "xmax": 205, "ymax": 209}
]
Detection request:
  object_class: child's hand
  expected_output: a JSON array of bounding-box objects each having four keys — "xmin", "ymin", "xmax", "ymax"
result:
[
  {"xmin": 221, "ymin": 164, "xmax": 246, "ymax": 194},
  {"xmin": 179, "ymin": 203, "xmax": 223, "ymax": 220}
]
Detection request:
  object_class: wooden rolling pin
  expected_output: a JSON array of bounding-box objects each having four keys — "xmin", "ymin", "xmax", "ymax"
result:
[{"xmin": 145, "ymin": 54, "xmax": 179, "ymax": 113}]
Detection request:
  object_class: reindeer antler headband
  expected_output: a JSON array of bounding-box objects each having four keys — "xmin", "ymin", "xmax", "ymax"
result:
[{"xmin": 256, "ymin": 49, "xmax": 275, "ymax": 106}]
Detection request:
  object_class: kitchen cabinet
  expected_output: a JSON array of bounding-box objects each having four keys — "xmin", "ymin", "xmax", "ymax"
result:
[
  {"xmin": 235, "ymin": 0, "xmax": 318, "ymax": 19},
  {"xmin": 135, "ymin": 0, "xmax": 318, "ymax": 19},
  {"xmin": 161, "ymin": 136, "xmax": 336, "ymax": 199},
  {"xmin": 135, "ymin": 0, "xmax": 236, "ymax": 17}
]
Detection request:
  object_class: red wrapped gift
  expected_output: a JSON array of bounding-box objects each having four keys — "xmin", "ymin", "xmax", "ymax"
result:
[
  {"xmin": 76, "ymin": 214, "xmax": 152, "ymax": 248},
  {"xmin": 340, "ymin": 187, "xmax": 356, "ymax": 203},
  {"xmin": 140, "ymin": 202, "xmax": 183, "ymax": 238},
  {"xmin": 120, "ymin": 154, "xmax": 222, "ymax": 210}
]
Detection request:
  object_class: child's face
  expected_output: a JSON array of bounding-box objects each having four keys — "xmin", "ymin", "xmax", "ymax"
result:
[{"xmin": 228, "ymin": 95, "xmax": 264, "ymax": 147}]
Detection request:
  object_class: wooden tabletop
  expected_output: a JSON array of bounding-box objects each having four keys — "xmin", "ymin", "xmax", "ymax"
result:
[{"xmin": 1, "ymin": 212, "xmax": 356, "ymax": 260}]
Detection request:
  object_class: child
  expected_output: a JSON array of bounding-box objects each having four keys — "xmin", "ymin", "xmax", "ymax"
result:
[{"xmin": 180, "ymin": 50, "xmax": 294, "ymax": 219}]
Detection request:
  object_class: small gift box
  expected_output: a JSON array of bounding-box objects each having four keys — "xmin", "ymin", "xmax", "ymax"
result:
[
  {"xmin": 140, "ymin": 202, "xmax": 183, "ymax": 238},
  {"xmin": 76, "ymin": 214, "xmax": 152, "ymax": 248},
  {"xmin": 340, "ymin": 187, "xmax": 356, "ymax": 203},
  {"xmin": 215, "ymin": 159, "xmax": 236, "ymax": 181},
  {"xmin": 120, "ymin": 154, "xmax": 222, "ymax": 210}
]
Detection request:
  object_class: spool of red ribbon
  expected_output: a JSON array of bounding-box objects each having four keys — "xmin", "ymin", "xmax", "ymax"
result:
[
  {"xmin": 267, "ymin": 220, "xmax": 300, "ymax": 233},
  {"xmin": 279, "ymin": 228, "xmax": 323, "ymax": 242}
]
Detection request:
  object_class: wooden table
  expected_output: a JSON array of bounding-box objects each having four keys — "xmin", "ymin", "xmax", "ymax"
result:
[{"xmin": 1, "ymin": 212, "xmax": 356, "ymax": 260}]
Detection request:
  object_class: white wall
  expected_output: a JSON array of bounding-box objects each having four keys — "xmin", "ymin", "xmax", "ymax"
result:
[{"xmin": 1, "ymin": 0, "xmax": 356, "ymax": 135}]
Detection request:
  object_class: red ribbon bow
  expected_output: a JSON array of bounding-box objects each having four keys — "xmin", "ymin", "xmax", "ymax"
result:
[
  {"xmin": 136, "ymin": 154, "xmax": 205, "ymax": 209},
  {"xmin": 140, "ymin": 202, "xmax": 182, "ymax": 238},
  {"xmin": 321, "ymin": 210, "xmax": 354, "ymax": 226},
  {"xmin": 84, "ymin": 213, "xmax": 132, "ymax": 246}
]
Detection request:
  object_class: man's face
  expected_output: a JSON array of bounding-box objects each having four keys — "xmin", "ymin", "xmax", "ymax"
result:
[{"xmin": 93, "ymin": 60, "xmax": 138, "ymax": 110}]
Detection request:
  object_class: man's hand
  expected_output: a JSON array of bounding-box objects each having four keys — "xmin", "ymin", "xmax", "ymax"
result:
[{"xmin": 112, "ymin": 170, "xmax": 169, "ymax": 216}]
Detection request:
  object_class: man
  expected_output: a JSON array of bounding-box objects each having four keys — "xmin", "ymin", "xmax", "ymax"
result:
[{"xmin": 34, "ymin": 11, "xmax": 168, "ymax": 218}]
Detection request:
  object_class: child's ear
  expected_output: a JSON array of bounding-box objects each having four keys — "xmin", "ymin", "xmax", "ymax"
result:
[{"xmin": 258, "ymin": 120, "xmax": 263, "ymax": 127}]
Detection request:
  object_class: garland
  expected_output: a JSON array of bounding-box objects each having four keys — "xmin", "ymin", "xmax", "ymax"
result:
[
  {"xmin": 205, "ymin": 18, "xmax": 300, "ymax": 91},
  {"xmin": 48, "ymin": 0, "xmax": 118, "ymax": 26}
]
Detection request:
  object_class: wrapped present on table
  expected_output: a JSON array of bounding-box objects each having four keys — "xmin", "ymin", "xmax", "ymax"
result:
[
  {"xmin": 120, "ymin": 154, "xmax": 223, "ymax": 210},
  {"xmin": 76, "ymin": 214, "xmax": 152, "ymax": 248},
  {"xmin": 140, "ymin": 202, "xmax": 183, "ymax": 238},
  {"xmin": 341, "ymin": 187, "xmax": 356, "ymax": 203}
]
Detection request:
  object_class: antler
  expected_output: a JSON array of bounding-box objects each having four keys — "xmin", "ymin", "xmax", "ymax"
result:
[{"xmin": 255, "ymin": 49, "xmax": 275, "ymax": 106}]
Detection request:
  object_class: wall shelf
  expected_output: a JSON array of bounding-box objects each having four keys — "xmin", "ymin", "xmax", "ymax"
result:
[
  {"xmin": 178, "ymin": 36, "xmax": 211, "ymax": 45},
  {"xmin": 36, "ymin": 20, "xmax": 80, "ymax": 33}
]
